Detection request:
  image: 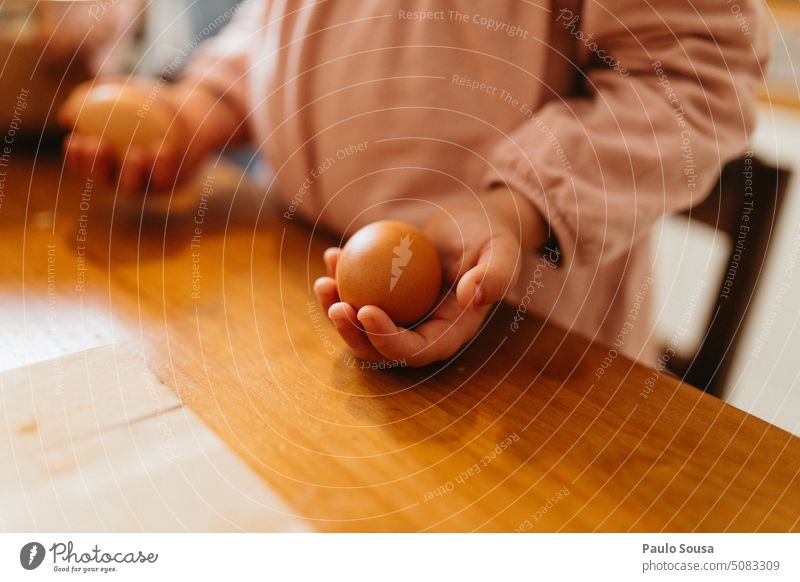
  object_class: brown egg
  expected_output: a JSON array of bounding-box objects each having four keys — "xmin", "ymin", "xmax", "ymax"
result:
[
  {"xmin": 74, "ymin": 84, "xmax": 181, "ymax": 158},
  {"xmin": 337, "ymin": 220, "xmax": 442, "ymax": 326}
]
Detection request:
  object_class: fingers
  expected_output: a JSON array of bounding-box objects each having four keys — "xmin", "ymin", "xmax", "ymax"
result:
[
  {"xmin": 151, "ymin": 143, "xmax": 180, "ymax": 191},
  {"xmin": 60, "ymin": 79, "xmax": 186, "ymax": 193},
  {"xmin": 90, "ymin": 137, "xmax": 116, "ymax": 184},
  {"xmin": 64, "ymin": 137, "xmax": 181, "ymax": 193},
  {"xmin": 313, "ymin": 277, "xmax": 339, "ymax": 313},
  {"xmin": 315, "ymin": 246, "xmax": 486, "ymax": 367},
  {"xmin": 323, "ymin": 247, "xmax": 340, "ymax": 278},
  {"xmin": 79, "ymin": 135, "xmax": 104, "ymax": 180},
  {"xmin": 314, "ymin": 288, "xmax": 482, "ymax": 366},
  {"xmin": 58, "ymin": 85, "xmax": 88, "ymax": 128},
  {"xmin": 313, "ymin": 277, "xmax": 385, "ymax": 361},
  {"xmin": 357, "ymin": 303, "xmax": 486, "ymax": 367},
  {"xmin": 328, "ymin": 302, "xmax": 385, "ymax": 362},
  {"xmin": 456, "ymin": 234, "xmax": 521, "ymax": 309},
  {"xmin": 315, "ymin": 267, "xmax": 432, "ymax": 364},
  {"xmin": 356, "ymin": 306, "xmax": 430, "ymax": 365},
  {"xmin": 63, "ymin": 132, "xmax": 84, "ymax": 173},
  {"xmin": 118, "ymin": 148, "xmax": 151, "ymax": 192},
  {"xmin": 64, "ymin": 132, "xmax": 93, "ymax": 175},
  {"xmin": 63, "ymin": 132, "xmax": 116, "ymax": 183}
]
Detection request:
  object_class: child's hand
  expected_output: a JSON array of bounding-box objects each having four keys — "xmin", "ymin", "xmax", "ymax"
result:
[
  {"xmin": 314, "ymin": 188, "xmax": 548, "ymax": 366},
  {"xmin": 59, "ymin": 78, "xmax": 241, "ymax": 193},
  {"xmin": 59, "ymin": 78, "xmax": 182, "ymax": 192}
]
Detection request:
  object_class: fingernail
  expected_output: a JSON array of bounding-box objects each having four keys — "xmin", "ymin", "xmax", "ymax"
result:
[
  {"xmin": 472, "ymin": 285, "xmax": 484, "ymax": 308},
  {"xmin": 357, "ymin": 314, "xmax": 375, "ymax": 329}
]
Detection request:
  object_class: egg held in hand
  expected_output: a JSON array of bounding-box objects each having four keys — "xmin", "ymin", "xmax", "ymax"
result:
[
  {"xmin": 336, "ymin": 220, "xmax": 442, "ymax": 326},
  {"xmin": 72, "ymin": 83, "xmax": 202, "ymax": 213},
  {"xmin": 74, "ymin": 84, "xmax": 181, "ymax": 158}
]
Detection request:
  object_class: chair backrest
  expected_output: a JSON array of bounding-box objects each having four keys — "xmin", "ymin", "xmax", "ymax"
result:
[{"xmin": 665, "ymin": 155, "xmax": 792, "ymax": 396}]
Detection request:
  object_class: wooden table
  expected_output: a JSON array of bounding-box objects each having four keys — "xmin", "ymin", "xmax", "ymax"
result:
[{"xmin": 2, "ymin": 152, "xmax": 799, "ymax": 532}]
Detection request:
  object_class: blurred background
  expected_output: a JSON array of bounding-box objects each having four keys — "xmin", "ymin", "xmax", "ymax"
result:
[
  {"xmin": 652, "ymin": 0, "xmax": 800, "ymax": 436},
  {"xmin": 0, "ymin": 0, "xmax": 798, "ymax": 435}
]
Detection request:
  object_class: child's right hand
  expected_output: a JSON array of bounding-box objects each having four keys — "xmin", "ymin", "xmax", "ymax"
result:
[
  {"xmin": 59, "ymin": 77, "xmax": 243, "ymax": 194},
  {"xmin": 58, "ymin": 78, "xmax": 188, "ymax": 192}
]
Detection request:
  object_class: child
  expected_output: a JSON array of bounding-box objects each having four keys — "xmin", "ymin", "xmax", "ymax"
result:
[{"xmin": 60, "ymin": 0, "xmax": 770, "ymax": 367}]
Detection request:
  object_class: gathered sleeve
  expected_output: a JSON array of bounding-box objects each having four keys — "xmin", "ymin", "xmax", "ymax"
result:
[{"xmin": 483, "ymin": 0, "xmax": 772, "ymax": 267}]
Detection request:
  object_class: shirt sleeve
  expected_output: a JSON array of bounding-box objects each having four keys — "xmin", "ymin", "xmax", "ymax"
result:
[
  {"xmin": 482, "ymin": 0, "xmax": 772, "ymax": 268},
  {"xmin": 181, "ymin": 0, "xmax": 268, "ymax": 126}
]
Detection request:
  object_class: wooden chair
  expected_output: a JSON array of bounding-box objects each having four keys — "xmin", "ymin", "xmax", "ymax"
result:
[{"xmin": 665, "ymin": 155, "xmax": 792, "ymax": 396}]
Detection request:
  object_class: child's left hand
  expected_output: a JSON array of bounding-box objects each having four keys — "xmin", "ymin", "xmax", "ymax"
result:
[{"xmin": 313, "ymin": 188, "xmax": 547, "ymax": 366}]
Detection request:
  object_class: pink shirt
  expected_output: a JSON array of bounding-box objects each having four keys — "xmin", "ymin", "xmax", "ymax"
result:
[{"xmin": 185, "ymin": 0, "xmax": 770, "ymax": 362}]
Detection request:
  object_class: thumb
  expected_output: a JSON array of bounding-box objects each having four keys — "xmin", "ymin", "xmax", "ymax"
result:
[
  {"xmin": 58, "ymin": 82, "xmax": 95, "ymax": 129},
  {"xmin": 57, "ymin": 94, "xmax": 80, "ymax": 129},
  {"xmin": 455, "ymin": 234, "xmax": 522, "ymax": 309},
  {"xmin": 57, "ymin": 77, "xmax": 128, "ymax": 129}
]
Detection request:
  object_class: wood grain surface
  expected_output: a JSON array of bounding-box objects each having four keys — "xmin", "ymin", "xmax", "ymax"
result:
[{"xmin": 1, "ymin": 153, "xmax": 798, "ymax": 532}]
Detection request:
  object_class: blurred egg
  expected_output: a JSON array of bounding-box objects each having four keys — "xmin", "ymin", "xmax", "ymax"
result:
[
  {"xmin": 74, "ymin": 83, "xmax": 197, "ymax": 215},
  {"xmin": 337, "ymin": 220, "xmax": 442, "ymax": 326},
  {"xmin": 74, "ymin": 84, "xmax": 180, "ymax": 158}
]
